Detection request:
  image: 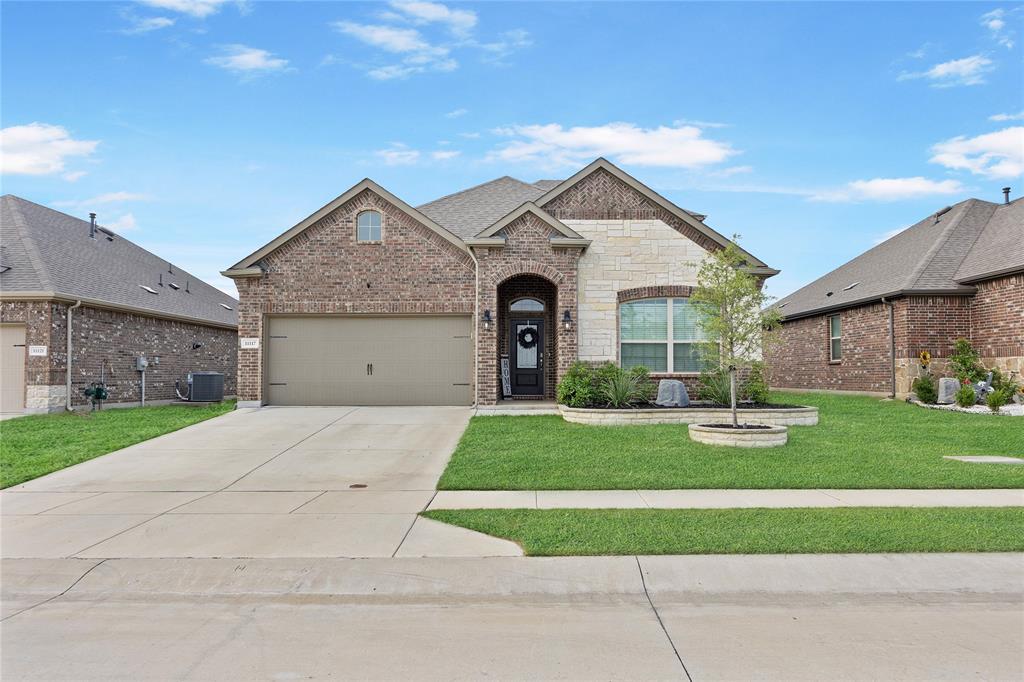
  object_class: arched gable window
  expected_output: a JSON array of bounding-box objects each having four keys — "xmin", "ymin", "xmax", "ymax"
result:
[
  {"xmin": 356, "ymin": 211, "xmax": 382, "ymax": 242},
  {"xmin": 619, "ymin": 298, "xmax": 708, "ymax": 373},
  {"xmin": 510, "ymin": 297, "xmax": 545, "ymax": 312}
]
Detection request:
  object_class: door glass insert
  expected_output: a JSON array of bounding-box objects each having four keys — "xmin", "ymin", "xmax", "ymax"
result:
[{"xmin": 516, "ymin": 323, "xmax": 539, "ymax": 369}]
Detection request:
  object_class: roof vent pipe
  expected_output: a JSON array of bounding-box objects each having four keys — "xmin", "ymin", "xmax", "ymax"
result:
[
  {"xmin": 89, "ymin": 213, "xmax": 97, "ymax": 239},
  {"xmin": 1003, "ymin": 187, "xmax": 1011, "ymax": 204}
]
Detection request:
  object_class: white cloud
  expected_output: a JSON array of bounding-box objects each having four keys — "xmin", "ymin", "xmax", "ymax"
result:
[
  {"xmin": 205, "ymin": 44, "xmax": 290, "ymax": 75},
  {"xmin": 53, "ymin": 192, "xmax": 151, "ymax": 209},
  {"xmin": 811, "ymin": 177, "xmax": 965, "ymax": 202},
  {"xmin": 459, "ymin": 131, "xmax": 481, "ymax": 139},
  {"xmin": 137, "ymin": 0, "xmax": 237, "ymax": 18},
  {"xmin": 872, "ymin": 228, "xmax": 905, "ymax": 246},
  {"xmin": 489, "ymin": 122, "xmax": 737, "ymax": 169},
  {"xmin": 431, "ymin": 150, "xmax": 461, "ymax": 160},
  {"xmin": 674, "ymin": 118, "xmax": 730, "ymax": 129},
  {"xmin": 445, "ymin": 108, "xmax": 468, "ymax": 118},
  {"xmin": 63, "ymin": 171, "xmax": 87, "ymax": 182},
  {"xmin": 710, "ymin": 165, "xmax": 753, "ymax": 177},
  {"xmin": 104, "ymin": 213, "xmax": 138, "ymax": 231},
  {"xmin": 120, "ymin": 16, "xmax": 175, "ymax": 34},
  {"xmin": 333, "ymin": 21, "xmax": 454, "ymax": 79},
  {"xmin": 899, "ymin": 55, "xmax": 995, "ymax": 87},
  {"xmin": 388, "ymin": 1, "xmax": 477, "ymax": 37},
  {"xmin": 930, "ymin": 126, "xmax": 1024, "ymax": 179},
  {"xmin": 0, "ymin": 123, "xmax": 99, "ymax": 176},
  {"xmin": 375, "ymin": 144, "xmax": 421, "ymax": 165},
  {"xmin": 990, "ymin": 111, "xmax": 1024, "ymax": 122},
  {"xmin": 474, "ymin": 29, "xmax": 531, "ymax": 61},
  {"xmin": 981, "ymin": 9, "xmax": 1015, "ymax": 49}
]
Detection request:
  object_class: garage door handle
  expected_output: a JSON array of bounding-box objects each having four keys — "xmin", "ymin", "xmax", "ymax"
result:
[{"xmin": 367, "ymin": 363, "xmax": 373, "ymax": 376}]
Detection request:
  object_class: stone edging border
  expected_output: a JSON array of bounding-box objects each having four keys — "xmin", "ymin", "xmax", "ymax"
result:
[
  {"xmin": 688, "ymin": 423, "xmax": 788, "ymax": 448},
  {"xmin": 558, "ymin": 404, "xmax": 818, "ymax": 426}
]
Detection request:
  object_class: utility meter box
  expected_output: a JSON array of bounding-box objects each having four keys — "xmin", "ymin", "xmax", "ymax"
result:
[{"xmin": 136, "ymin": 356, "xmax": 149, "ymax": 371}]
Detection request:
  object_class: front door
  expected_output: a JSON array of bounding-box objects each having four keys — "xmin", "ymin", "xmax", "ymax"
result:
[{"xmin": 510, "ymin": 318, "xmax": 544, "ymax": 396}]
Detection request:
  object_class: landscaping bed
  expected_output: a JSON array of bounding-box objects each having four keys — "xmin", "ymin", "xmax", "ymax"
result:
[
  {"xmin": 437, "ymin": 391, "xmax": 1024, "ymax": 490},
  {"xmin": 423, "ymin": 507, "xmax": 1024, "ymax": 556},
  {"xmin": 0, "ymin": 401, "xmax": 235, "ymax": 488},
  {"xmin": 560, "ymin": 403, "xmax": 817, "ymax": 426}
]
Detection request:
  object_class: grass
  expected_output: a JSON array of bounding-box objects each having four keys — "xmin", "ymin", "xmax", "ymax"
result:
[
  {"xmin": 423, "ymin": 507, "xmax": 1024, "ymax": 556},
  {"xmin": 438, "ymin": 391, "xmax": 1024, "ymax": 490},
  {"xmin": 0, "ymin": 401, "xmax": 235, "ymax": 488}
]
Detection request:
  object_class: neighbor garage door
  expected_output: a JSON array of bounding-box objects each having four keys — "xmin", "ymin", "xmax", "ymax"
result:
[
  {"xmin": 0, "ymin": 324, "xmax": 26, "ymax": 413},
  {"xmin": 266, "ymin": 316, "xmax": 472, "ymax": 406}
]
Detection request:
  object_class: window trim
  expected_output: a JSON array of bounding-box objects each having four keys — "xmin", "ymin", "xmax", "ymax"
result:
[
  {"xmin": 509, "ymin": 297, "xmax": 545, "ymax": 313},
  {"xmin": 828, "ymin": 314, "xmax": 842, "ymax": 362},
  {"xmin": 356, "ymin": 210, "xmax": 383, "ymax": 243},
  {"xmin": 619, "ymin": 297, "xmax": 707, "ymax": 374}
]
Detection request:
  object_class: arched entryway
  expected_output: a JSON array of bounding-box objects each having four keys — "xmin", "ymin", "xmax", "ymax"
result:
[{"xmin": 497, "ymin": 274, "xmax": 558, "ymax": 400}]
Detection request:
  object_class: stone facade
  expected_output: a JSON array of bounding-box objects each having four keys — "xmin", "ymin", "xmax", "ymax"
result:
[
  {"xmin": 769, "ymin": 273, "xmax": 1024, "ymax": 395},
  {"xmin": 0, "ymin": 300, "xmax": 236, "ymax": 412},
  {"xmin": 235, "ymin": 188, "xmax": 477, "ymax": 404},
  {"xmin": 560, "ymin": 404, "xmax": 818, "ymax": 426}
]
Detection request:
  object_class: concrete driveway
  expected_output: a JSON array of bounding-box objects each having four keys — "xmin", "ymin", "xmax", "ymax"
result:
[{"xmin": 1, "ymin": 406, "xmax": 519, "ymax": 559}]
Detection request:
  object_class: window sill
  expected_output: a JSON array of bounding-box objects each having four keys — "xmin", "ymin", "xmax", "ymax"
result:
[
  {"xmin": 356, "ymin": 241, "xmax": 383, "ymax": 245},
  {"xmin": 649, "ymin": 372, "xmax": 702, "ymax": 378},
  {"xmin": 828, "ymin": 360, "xmax": 842, "ymax": 365}
]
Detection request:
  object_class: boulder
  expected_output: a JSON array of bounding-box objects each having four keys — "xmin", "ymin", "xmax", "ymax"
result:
[
  {"xmin": 655, "ymin": 379, "xmax": 689, "ymax": 407},
  {"xmin": 937, "ymin": 377, "xmax": 959, "ymax": 404}
]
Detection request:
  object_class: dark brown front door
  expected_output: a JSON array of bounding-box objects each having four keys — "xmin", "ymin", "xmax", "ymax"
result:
[{"xmin": 510, "ymin": 318, "xmax": 544, "ymax": 396}]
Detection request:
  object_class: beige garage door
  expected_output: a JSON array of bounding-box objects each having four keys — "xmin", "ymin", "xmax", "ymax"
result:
[
  {"xmin": 266, "ymin": 316, "xmax": 472, "ymax": 406},
  {"xmin": 1, "ymin": 324, "xmax": 26, "ymax": 413}
]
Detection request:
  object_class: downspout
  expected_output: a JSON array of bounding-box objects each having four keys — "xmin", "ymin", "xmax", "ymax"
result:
[
  {"xmin": 65, "ymin": 300, "xmax": 82, "ymax": 411},
  {"xmin": 467, "ymin": 248, "xmax": 480, "ymax": 408},
  {"xmin": 882, "ymin": 297, "xmax": 896, "ymax": 398}
]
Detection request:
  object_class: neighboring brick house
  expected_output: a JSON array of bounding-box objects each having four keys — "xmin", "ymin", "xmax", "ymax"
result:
[
  {"xmin": 767, "ymin": 194, "xmax": 1023, "ymax": 396},
  {"xmin": 222, "ymin": 158, "xmax": 778, "ymax": 407},
  {"xmin": 0, "ymin": 196, "xmax": 238, "ymax": 414}
]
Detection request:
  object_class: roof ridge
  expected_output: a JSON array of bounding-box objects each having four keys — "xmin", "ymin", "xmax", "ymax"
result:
[
  {"xmin": 417, "ymin": 175, "xmax": 538, "ymax": 209},
  {"xmin": 3, "ymin": 196, "xmax": 54, "ymax": 291}
]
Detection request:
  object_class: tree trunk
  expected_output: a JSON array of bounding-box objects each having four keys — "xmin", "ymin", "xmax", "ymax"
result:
[{"xmin": 729, "ymin": 366, "xmax": 738, "ymax": 428}]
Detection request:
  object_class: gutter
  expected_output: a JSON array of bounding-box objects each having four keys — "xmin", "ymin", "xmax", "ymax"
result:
[
  {"xmin": 777, "ymin": 287, "xmax": 975, "ymax": 323},
  {"xmin": 0, "ymin": 291, "xmax": 237, "ymax": 331},
  {"xmin": 466, "ymin": 247, "xmax": 481, "ymax": 408},
  {"xmin": 65, "ymin": 300, "xmax": 82, "ymax": 411}
]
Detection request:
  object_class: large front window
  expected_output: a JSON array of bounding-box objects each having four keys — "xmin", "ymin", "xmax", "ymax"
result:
[{"xmin": 619, "ymin": 298, "xmax": 708, "ymax": 373}]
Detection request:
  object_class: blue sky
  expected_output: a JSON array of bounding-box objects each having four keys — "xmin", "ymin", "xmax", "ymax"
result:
[{"xmin": 2, "ymin": 1, "xmax": 1022, "ymax": 299}]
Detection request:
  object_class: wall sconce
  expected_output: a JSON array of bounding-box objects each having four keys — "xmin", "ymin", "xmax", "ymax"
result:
[
  {"xmin": 482, "ymin": 309, "xmax": 493, "ymax": 330},
  {"xmin": 563, "ymin": 309, "xmax": 572, "ymax": 330}
]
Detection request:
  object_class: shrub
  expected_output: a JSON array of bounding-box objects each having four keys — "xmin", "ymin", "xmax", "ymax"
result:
[
  {"xmin": 911, "ymin": 374, "xmax": 938, "ymax": 404},
  {"xmin": 743, "ymin": 362, "xmax": 771, "ymax": 403},
  {"xmin": 949, "ymin": 339, "xmax": 985, "ymax": 383},
  {"xmin": 601, "ymin": 370, "xmax": 646, "ymax": 408},
  {"xmin": 986, "ymin": 388, "xmax": 1010, "ymax": 413},
  {"xmin": 990, "ymin": 368, "xmax": 1020, "ymax": 399},
  {"xmin": 556, "ymin": 362, "xmax": 596, "ymax": 408},
  {"xmin": 697, "ymin": 367, "xmax": 732, "ymax": 405},
  {"xmin": 955, "ymin": 383, "xmax": 978, "ymax": 408},
  {"xmin": 627, "ymin": 365, "xmax": 657, "ymax": 403}
]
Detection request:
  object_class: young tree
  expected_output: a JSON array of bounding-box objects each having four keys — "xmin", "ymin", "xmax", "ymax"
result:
[{"xmin": 691, "ymin": 237, "xmax": 781, "ymax": 427}]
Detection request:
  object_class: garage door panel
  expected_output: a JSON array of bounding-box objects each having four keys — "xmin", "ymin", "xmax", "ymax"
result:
[
  {"xmin": 266, "ymin": 316, "xmax": 471, "ymax": 406},
  {"xmin": 1, "ymin": 325, "xmax": 27, "ymax": 413}
]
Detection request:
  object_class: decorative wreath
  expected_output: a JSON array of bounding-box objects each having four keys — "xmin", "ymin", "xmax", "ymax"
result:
[{"xmin": 517, "ymin": 326, "xmax": 539, "ymax": 349}]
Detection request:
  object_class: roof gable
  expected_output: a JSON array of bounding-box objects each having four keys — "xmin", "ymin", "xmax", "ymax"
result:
[
  {"xmin": 954, "ymin": 198, "xmax": 1024, "ymax": 283},
  {"xmin": 474, "ymin": 202, "xmax": 584, "ymax": 239},
  {"xmin": 417, "ymin": 176, "xmax": 546, "ymax": 239},
  {"xmin": 227, "ymin": 179, "xmax": 468, "ymax": 273}
]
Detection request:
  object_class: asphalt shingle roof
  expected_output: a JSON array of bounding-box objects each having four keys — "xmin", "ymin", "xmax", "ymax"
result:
[
  {"xmin": 417, "ymin": 176, "xmax": 549, "ymax": 239},
  {"xmin": 775, "ymin": 197, "xmax": 1023, "ymax": 319},
  {"xmin": 1, "ymin": 195, "xmax": 238, "ymax": 327}
]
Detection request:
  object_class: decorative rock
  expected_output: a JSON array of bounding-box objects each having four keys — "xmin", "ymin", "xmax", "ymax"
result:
[
  {"xmin": 937, "ymin": 378, "xmax": 959, "ymax": 404},
  {"xmin": 655, "ymin": 380, "xmax": 689, "ymax": 407}
]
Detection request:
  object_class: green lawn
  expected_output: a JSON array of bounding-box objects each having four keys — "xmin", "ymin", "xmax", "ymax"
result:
[
  {"xmin": 438, "ymin": 392, "xmax": 1024, "ymax": 490},
  {"xmin": 0, "ymin": 401, "xmax": 235, "ymax": 488},
  {"xmin": 424, "ymin": 507, "xmax": 1024, "ymax": 555}
]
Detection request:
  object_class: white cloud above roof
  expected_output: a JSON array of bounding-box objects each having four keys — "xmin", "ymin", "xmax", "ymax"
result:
[
  {"xmin": 990, "ymin": 111, "xmax": 1024, "ymax": 122},
  {"xmin": 0, "ymin": 123, "xmax": 99, "ymax": 176},
  {"xmin": 489, "ymin": 122, "xmax": 737, "ymax": 169},
  {"xmin": 930, "ymin": 126, "xmax": 1024, "ymax": 179},
  {"xmin": 138, "ymin": 0, "xmax": 237, "ymax": 19},
  {"xmin": 899, "ymin": 54, "xmax": 994, "ymax": 87},
  {"xmin": 811, "ymin": 177, "xmax": 965, "ymax": 202},
  {"xmin": 388, "ymin": 1, "xmax": 477, "ymax": 37},
  {"xmin": 205, "ymin": 44, "xmax": 290, "ymax": 75}
]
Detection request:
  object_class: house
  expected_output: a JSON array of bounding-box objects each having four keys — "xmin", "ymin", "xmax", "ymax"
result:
[
  {"xmin": 222, "ymin": 158, "xmax": 777, "ymax": 407},
  {"xmin": 767, "ymin": 192, "xmax": 1023, "ymax": 396},
  {"xmin": 0, "ymin": 196, "xmax": 238, "ymax": 414}
]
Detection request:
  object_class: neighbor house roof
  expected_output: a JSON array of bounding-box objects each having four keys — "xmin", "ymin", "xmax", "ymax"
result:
[
  {"xmin": 775, "ymin": 197, "xmax": 1024, "ymax": 320},
  {"xmin": 1, "ymin": 195, "xmax": 238, "ymax": 328}
]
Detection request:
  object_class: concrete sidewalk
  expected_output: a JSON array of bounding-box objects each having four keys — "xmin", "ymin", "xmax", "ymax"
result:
[
  {"xmin": 429, "ymin": 488, "xmax": 1024, "ymax": 509},
  {"xmin": 3, "ymin": 553, "xmax": 1021, "ymax": 680}
]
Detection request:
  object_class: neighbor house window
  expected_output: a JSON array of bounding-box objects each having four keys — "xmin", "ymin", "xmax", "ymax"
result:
[
  {"xmin": 356, "ymin": 211, "xmax": 382, "ymax": 242},
  {"xmin": 619, "ymin": 298, "xmax": 709, "ymax": 373},
  {"xmin": 828, "ymin": 314, "xmax": 842, "ymax": 361}
]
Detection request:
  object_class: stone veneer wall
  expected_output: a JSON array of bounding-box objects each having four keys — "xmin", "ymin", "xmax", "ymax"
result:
[
  {"xmin": 235, "ymin": 188, "xmax": 477, "ymax": 404},
  {"xmin": 1, "ymin": 300, "xmax": 236, "ymax": 411}
]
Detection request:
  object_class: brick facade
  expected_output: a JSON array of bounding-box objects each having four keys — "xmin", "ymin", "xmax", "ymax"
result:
[
  {"xmin": 497, "ymin": 275, "xmax": 558, "ymax": 399},
  {"xmin": 1, "ymin": 300, "xmax": 236, "ymax": 411},
  {"xmin": 769, "ymin": 273, "xmax": 1024, "ymax": 395},
  {"xmin": 235, "ymin": 188, "xmax": 476, "ymax": 403}
]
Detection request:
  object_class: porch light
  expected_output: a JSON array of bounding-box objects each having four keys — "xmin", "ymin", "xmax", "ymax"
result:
[
  {"xmin": 562, "ymin": 309, "xmax": 572, "ymax": 330},
  {"xmin": 482, "ymin": 309, "xmax": 493, "ymax": 330}
]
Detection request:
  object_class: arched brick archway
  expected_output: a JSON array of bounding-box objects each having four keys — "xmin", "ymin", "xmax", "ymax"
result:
[{"xmin": 497, "ymin": 274, "xmax": 559, "ymax": 400}]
